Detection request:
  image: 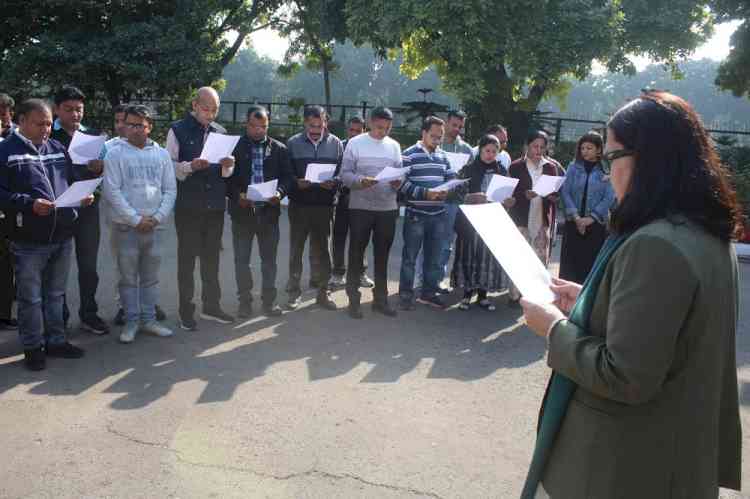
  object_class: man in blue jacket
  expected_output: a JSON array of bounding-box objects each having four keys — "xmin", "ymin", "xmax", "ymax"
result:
[{"xmin": 0, "ymin": 99, "xmax": 93, "ymax": 370}]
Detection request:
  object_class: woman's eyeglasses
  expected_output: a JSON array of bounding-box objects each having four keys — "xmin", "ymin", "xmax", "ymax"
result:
[{"xmin": 601, "ymin": 149, "xmax": 634, "ymax": 173}]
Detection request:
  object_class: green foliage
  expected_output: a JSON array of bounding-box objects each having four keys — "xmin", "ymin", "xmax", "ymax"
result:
[
  {"xmin": 718, "ymin": 143, "xmax": 750, "ymax": 216},
  {"xmin": 1, "ymin": 0, "xmax": 282, "ymax": 106}
]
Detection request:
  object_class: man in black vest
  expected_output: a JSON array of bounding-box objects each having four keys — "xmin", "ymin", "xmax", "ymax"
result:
[
  {"xmin": 50, "ymin": 85, "xmax": 109, "ymax": 335},
  {"xmin": 166, "ymin": 87, "xmax": 235, "ymax": 330},
  {"xmin": 226, "ymin": 105, "xmax": 293, "ymax": 319}
]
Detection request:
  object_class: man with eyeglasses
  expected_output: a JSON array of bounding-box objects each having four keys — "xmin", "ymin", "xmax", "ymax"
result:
[
  {"xmin": 50, "ymin": 85, "xmax": 109, "ymax": 336},
  {"xmin": 103, "ymin": 105, "xmax": 176, "ymax": 343},
  {"xmin": 166, "ymin": 87, "xmax": 236, "ymax": 330}
]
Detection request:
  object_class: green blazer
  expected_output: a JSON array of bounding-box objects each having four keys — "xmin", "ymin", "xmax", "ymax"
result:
[{"xmin": 542, "ymin": 217, "xmax": 742, "ymax": 498}]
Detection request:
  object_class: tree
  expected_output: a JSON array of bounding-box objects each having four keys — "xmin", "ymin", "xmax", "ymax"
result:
[
  {"xmin": 1, "ymin": 0, "xmax": 283, "ymax": 107},
  {"xmin": 344, "ymin": 0, "xmax": 716, "ymax": 145},
  {"xmin": 277, "ymin": 0, "xmax": 348, "ymax": 111},
  {"xmin": 221, "ymin": 46, "xmax": 281, "ymax": 102},
  {"xmin": 712, "ymin": 2, "xmax": 750, "ymax": 98}
]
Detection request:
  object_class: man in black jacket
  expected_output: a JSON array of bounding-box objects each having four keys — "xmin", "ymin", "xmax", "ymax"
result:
[{"xmin": 226, "ymin": 106, "xmax": 293, "ymax": 319}]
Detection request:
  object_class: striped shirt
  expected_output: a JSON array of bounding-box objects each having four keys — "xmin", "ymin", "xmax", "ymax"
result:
[{"xmin": 400, "ymin": 142, "xmax": 455, "ymax": 215}]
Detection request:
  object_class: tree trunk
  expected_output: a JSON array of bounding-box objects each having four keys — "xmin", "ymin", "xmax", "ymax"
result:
[{"xmin": 322, "ymin": 55, "xmax": 332, "ymax": 115}]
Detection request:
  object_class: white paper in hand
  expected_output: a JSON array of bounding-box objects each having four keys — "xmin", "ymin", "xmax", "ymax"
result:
[
  {"xmin": 199, "ymin": 133, "xmax": 241, "ymax": 163},
  {"xmin": 304, "ymin": 163, "xmax": 336, "ymax": 183},
  {"xmin": 486, "ymin": 175, "xmax": 519, "ymax": 203},
  {"xmin": 460, "ymin": 203, "xmax": 555, "ymax": 303},
  {"xmin": 54, "ymin": 178, "xmax": 104, "ymax": 208},
  {"xmin": 532, "ymin": 175, "xmax": 564, "ymax": 197},
  {"xmin": 68, "ymin": 131, "xmax": 106, "ymax": 165},
  {"xmin": 246, "ymin": 179, "xmax": 278, "ymax": 202},
  {"xmin": 445, "ymin": 152, "xmax": 470, "ymax": 173},
  {"xmin": 375, "ymin": 166, "xmax": 409, "ymax": 182},
  {"xmin": 429, "ymin": 178, "xmax": 469, "ymax": 192}
]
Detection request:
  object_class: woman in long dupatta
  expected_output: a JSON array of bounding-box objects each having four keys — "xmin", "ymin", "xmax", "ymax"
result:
[{"xmin": 520, "ymin": 92, "xmax": 743, "ymax": 499}]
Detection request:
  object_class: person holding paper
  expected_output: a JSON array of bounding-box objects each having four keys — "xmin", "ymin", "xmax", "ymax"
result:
[
  {"xmin": 285, "ymin": 105, "xmax": 343, "ymax": 311},
  {"xmin": 0, "ymin": 93, "xmax": 17, "ymax": 328},
  {"xmin": 166, "ymin": 87, "xmax": 236, "ymax": 330},
  {"xmin": 471, "ymin": 124, "xmax": 512, "ymax": 172},
  {"xmin": 398, "ymin": 116, "xmax": 454, "ymax": 310},
  {"xmin": 507, "ymin": 130, "xmax": 560, "ymax": 308},
  {"xmin": 558, "ymin": 131, "xmax": 615, "ymax": 284},
  {"xmin": 0, "ymin": 99, "xmax": 93, "ymax": 370},
  {"xmin": 330, "ymin": 116, "xmax": 374, "ymax": 290},
  {"xmin": 451, "ymin": 135, "xmax": 512, "ymax": 311},
  {"xmin": 103, "ymin": 105, "xmax": 176, "ymax": 344},
  {"xmin": 518, "ymin": 92, "xmax": 742, "ymax": 499},
  {"xmin": 50, "ymin": 85, "xmax": 110, "ymax": 335},
  {"xmin": 226, "ymin": 105, "xmax": 293, "ymax": 319},
  {"xmin": 340, "ymin": 107, "xmax": 404, "ymax": 319}
]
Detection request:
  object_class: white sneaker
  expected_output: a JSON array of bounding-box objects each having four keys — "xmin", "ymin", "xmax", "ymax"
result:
[
  {"xmin": 119, "ymin": 322, "xmax": 139, "ymax": 344},
  {"xmin": 141, "ymin": 321, "xmax": 173, "ymax": 338}
]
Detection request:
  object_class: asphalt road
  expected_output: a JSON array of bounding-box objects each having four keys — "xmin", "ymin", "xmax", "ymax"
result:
[{"xmin": 0, "ymin": 210, "xmax": 748, "ymax": 498}]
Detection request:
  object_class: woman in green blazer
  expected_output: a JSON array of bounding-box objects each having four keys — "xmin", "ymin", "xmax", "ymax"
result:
[{"xmin": 520, "ymin": 91, "xmax": 744, "ymax": 499}]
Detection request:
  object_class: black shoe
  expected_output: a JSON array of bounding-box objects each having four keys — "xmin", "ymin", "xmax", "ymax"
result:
[
  {"xmin": 262, "ymin": 304, "xmax": 283, "ymax": 317},
  {"xmin": 359, "ymin": 274, "xmax": 375, "ymax": 288},
  {"xmin": 200, "ymin": 307, "xmax": 235, "ymax": 324},
  {"xmin": 347, "ymin": 304, "xmax": 363, "ymax": 319},
  {"xmin": 45, "ymin": 342, "xmax": 85, "ymax": 359},
  {"xmin": 316, "ymin": 291, "xmax": 337, "ymax": 311},
  {"xmin": 24, "ymin": 347, "xmax": 45, "ymax": 371},
  {"xmin": 0, "ymin": 318, "xmax": 18, "ymax": 330},
  {"xmin": 372, "ymin": 302, "xmax": 397, "ymax": 317},
  {"xmin": 417, "ymin": 295, "xmax": 447, "ymax": 309},
  {"xmin": 155, "ymin": 305, "xmax": 167, "ymax": 322},
  {"xmin": 114, "ymin": 308, "xmax": 125, "ymax": 326},
  {"xmin": 81, "ymin": 315, "xmax": 110, "ymax": 335},
  {"xmin": 286, "ymin": 295, "xmax": 302, "ymax": 310},
  {"xmin": 437, "ymin": 286, "xmax": 452, "ymax": 295},
  {"xmin": 237, "ymin": 301, "xmax": 254, "ymax": 319},
  {"xmin": 180, "ymin": 316, "xmax": 198, "ymax": 331}
]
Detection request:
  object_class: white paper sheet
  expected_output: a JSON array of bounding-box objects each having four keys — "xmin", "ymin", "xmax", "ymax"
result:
[
  {"xmin": 460, "ymin": 203, "xmax": 555, "ymax": 303},
  {"xmin": 54, "ymin": 177, "xmax": 104, "ymax": 208},
  {"xmin": 199, "ymin": 133, "xmax": 241, "ymax": 163},
  {"xmin": 375, "ymin": 166, "xmax": 409, "ymax": 182},
  {"xmin": 532, "ymin": 175, "xmax": 564, "ymax": 197},
  {"xmin": 486, "ymin": 175, "xmax": 519, "ymax": 203},
  {"xmin": 304, "ymin": 163, "xmax": 337, "ymax": 183},
  {"xmin": 445, "ymin": 152, "xmax": 470, "ymax": 173},
  {"xmin": 429, "ymin": 178, "xmax": 469, "ymax": 192},
  {"xmin": 246, "ymin": 179, "xmax": 278, "ymax": 202},
  {"xmin": 68, "ymin": 131, "xmax": 106, "ymax": 165}
]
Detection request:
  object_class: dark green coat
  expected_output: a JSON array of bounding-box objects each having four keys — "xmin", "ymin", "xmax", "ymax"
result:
[{"xmin": 542, "ymin": 217, "xmax": 742, "ymax": 498}]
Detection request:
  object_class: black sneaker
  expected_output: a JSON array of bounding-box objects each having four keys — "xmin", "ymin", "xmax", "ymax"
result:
[
  {"xmin": 347, "ymin": 304, "xmax": 363, "ymax": 319},
  {"xmin": 262, "ymin": 304, "xmax": 283, "ymax": 317},
  {"xmin": 81, "ymin": 315, "xmax": 110, "ymax": 335},
  {"xmin": 372, "ymin": 302, "xmax": 397, "ymax": 317},
  {"xmin": 417, "ymin": 295, "xmax": 447, "ymax": 309},
  {"xmin": 237, "ymin": 301, "xmax": 254, "ymax": 319},
  {"xmin": 200, "ymin": 307, "xmax": 235, "ymax": 324},
  {"xmin": 0, "ymin": 318, "xmax": 18, "ymax": 330},
  {"xmin": 114, "ymin": 308, "xmax": 125, "ymax": 326},
  {"xmin": 45, "ymin": 342, "xmax": 85, "ymax": 359},
  {"xmin": 437, "ymin": 286, "xmax": 452, "ymax": 295},
  {"xmin": 359, "ymin": 274, "xmax": 375, "ymax": 288},
  {"xmin": 155, "ymin": 305, "xmax": 167, "ymax": 322},
  {"xmin": 24, "ymin": 347, "xmax": 45, "ymax": 371},
  {"xmin": 316, "ymin": 291, "xmax": 337, "ymax": 311},
  {"xmin": 180, "ymin": 315, "xmax": 198, "ymax": 331}
]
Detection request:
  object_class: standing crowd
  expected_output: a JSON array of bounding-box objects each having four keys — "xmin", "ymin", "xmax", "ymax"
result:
[{"xmin": 0, "ymin": 85, "xmax": 615, "ymax": 371}]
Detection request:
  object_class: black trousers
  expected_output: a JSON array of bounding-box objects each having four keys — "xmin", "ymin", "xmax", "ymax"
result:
[
  {"xmin": 64, "ymin": 202, "xmax": 100, "ymax": 322},
  {"xmin": 0, "ymin": 236, "xmax": 14, "ymax": 319},
  {"xmin": 332, "ymin": 194, "xmax": 367, "ymax": 277},
  {"xmin": 286, "ymin": 203, "xmax": 333, "ymax": 298},
  {"xmin": 346, "ymin": 209, "xmax": 398, "ymax": 305},
  {"xmin": 175, "ymin": 210, "xmax": 225, "ymax": 318},
  {"xmin": 231, "ymin": 209, "xmax": 280, "ymax": 307}
]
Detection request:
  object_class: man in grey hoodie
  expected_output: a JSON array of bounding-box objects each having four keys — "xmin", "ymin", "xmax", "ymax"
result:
[{"xmin": 103, "ymin": 105, "xmax": 177, "ymax": 344}]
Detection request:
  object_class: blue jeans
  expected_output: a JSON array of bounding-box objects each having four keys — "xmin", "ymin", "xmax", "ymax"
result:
[
  {"xmin": 12, "ymin": 239, "xmax": 73, "ymax": 349},
  {"xmin": 414, "ymin": 203, "xmax": 458, "ymax": 287},
  {"xmin": 399, "ymin": 210, "xmax": 447, "ymax": 302},
  {"xmin": 112, "ymin": 225, "xmax": 161, "ymax": 324}
]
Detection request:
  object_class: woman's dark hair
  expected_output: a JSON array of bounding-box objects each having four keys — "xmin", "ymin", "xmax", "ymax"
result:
[
  {"xmin": 575, "ymin": 131, "xmax": 603, "ymax": 162},
  {"xmin": 608, "ymin": 91, "xmax": 743, "ymax": 240},
  {"xmin": 477, "ymin": 134, "xmax": 501, "ymax": 150},
  {"xmin": 526, "ymin": 130, "xmax": 548, "ymax": 146}
]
